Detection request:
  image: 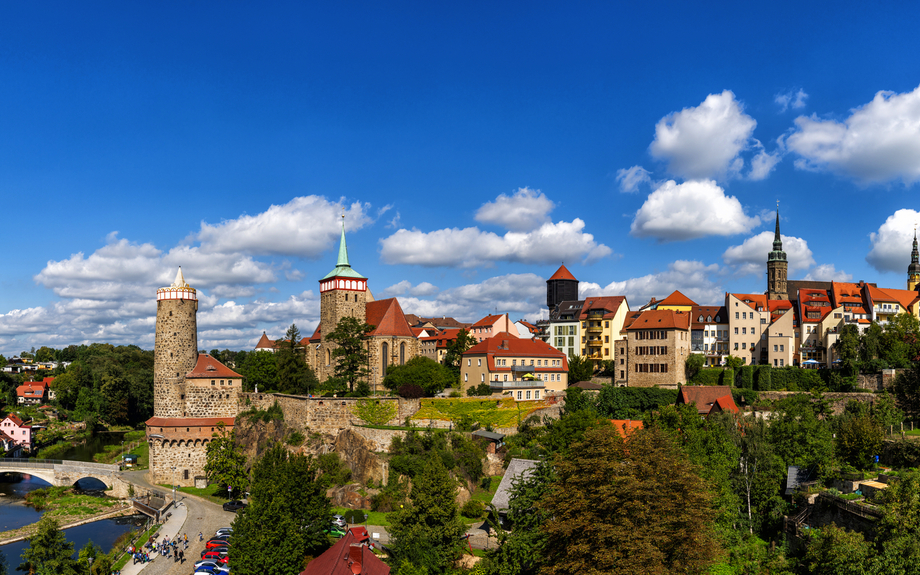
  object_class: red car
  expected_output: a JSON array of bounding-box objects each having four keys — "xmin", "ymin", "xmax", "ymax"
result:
[
  {"xmin": 206, "ymin": 538, "xmax": 230, "ymax": 550},
  {"xmin": 201, "ymin": 550, "xmax": 229, "ymax": 563}
]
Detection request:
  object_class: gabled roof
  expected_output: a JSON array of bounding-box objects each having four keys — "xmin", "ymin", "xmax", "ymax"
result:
[
  {"xmin": 492, "ymin": 459, "xmax": 540, "ymax": 511},
  {"xmin": 403, "ymin": 315, "xmax": 470, "ymax": 330},
  {"xmin": 579, "ymin": 296, "xmax": 627, "ymax": 320},
  {"xmin": 300, "ymin": 527, "xmax": 389, "ymax": 575},
  {"xmin": 185, "ymin": 354, "xmax": 243, "ymax": 379},
  {"xmin": 610, "ymin": 420, "xmax": 644, "ymax": 438},
  {"xmin": 255, "ymin": 332, "xmax": 277, "ymax": 349},
  {"xmin": 657, "ymin": 290, "xmax": 697, "ymax": 307},
  {"xmin": 870, "ymin": 286, "xmax": 920, "ymax": 310},
  {"xmin": 676, "ymin": 386, "xmax": 739, "ymax": 416},
  {"xmin": 17, "ymin": 382, "xmax": 47, "ymax": 397},
  {"xmin": 691, "ymin": 306, "xmax": 727, "ymax": 328},
  {"xmin": 365, "ymin": 298, "xmax": 415, "ymax": 338},
  {"xmin": 624, "ymin": 309, "xmax": 691, "ymax": 331},
  {"xmin": 731, "ymin": 293, "xmax": 768, "ymax": 311},
  {"xmin": 464, "ymin": 333, "xmax": 567, "ymax": 362},
  {"xmin": 548, "ymin": 264, "xmax": 578, "ymax": 282},
  {"xmin": 472, "ymin": 313, "xmax": 506, "ymax": 327},
  {"xmin": 3, "ymin": 414, "xmax": 26, "ymax": 427}
]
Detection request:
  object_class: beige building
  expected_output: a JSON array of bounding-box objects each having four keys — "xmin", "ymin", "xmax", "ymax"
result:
[
  {"xmin": 579, "ymin": 296, "xmax": 629, "ymax": 368},
  {"xmin": 726, "ymin": 293, "xmax": 770, "ymax": 365},
  {"xmin": 461, "ymin": 333, "xmax": 568, "ymax": 400},
  {"xmin": 621, "ymin": 309, "xmax": 691, "ymax": 387}
]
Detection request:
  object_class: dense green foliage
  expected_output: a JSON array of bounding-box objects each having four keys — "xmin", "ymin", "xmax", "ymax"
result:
[
  {"xmin": 20, "ymin": 515, "xmax": 78, "ymax": 575},
  {"xmin": 230, "ymin": 443, "xmax": 332, "ymax": 574},
  {"xmin": 387, "ymin": 457, "xmax": 467, "ymax": 574},
  {"xmin": 389, "ymin": 428, "xmax": 485, "ymax": 484},
  {"xmin": 443, "ymin": 329, "xmax": 476, "ymax": 380},
  {"xmin": 566, "ymin": 353, "xmax": 594, "ymax": 384},
  {"xmin": 562, "ymin": 385, "xmax": 677, "ymax": 419},
  {"xmin": 326, "ymin": 316, "xmax": 375, "ymax": 392},
  {"xmin": 354, "ymin": 398, "xmax": 398, "ymax": 425},
  {"xmin": 383, "ymin": 356, "xmax": 455, "ymax": 396},
  {"xmin": 204, "ymin": 423, "xmax": 249, "ymax": 498}
]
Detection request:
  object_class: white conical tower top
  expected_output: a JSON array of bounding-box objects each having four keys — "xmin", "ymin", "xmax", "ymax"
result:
[{"xmin": 172, "ymin": 266, "xmax": 189, "ymax": 288}]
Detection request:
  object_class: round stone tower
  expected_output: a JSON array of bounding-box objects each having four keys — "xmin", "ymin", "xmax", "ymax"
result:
[{"xmin": 153, "ymin": 267, "xmax": 198, "ymax": 417}]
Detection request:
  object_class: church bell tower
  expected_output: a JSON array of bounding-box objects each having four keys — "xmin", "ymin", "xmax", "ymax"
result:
[{"xmin": 767, "ymin": 207, "xmax": 788, "ymax": 301}]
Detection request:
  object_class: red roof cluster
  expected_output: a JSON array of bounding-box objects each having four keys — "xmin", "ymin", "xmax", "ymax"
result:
[
  {"xmin": 300, "ymin": 527, "xmax": 389, "ymax": 575},
  {"xmin": 366, "ymin": 298, "xmax": 415, "ymax": 338},
  {"xmin": 677, "ymin": 386, "xmax": 739, "ymax": 416},
  {"xmin": 624, "ymin": 309, "xmax": 691, "ymax": 331},
  {"xmin": 185, "ymin": 354, "xmax": 243, "ymax": 379}
]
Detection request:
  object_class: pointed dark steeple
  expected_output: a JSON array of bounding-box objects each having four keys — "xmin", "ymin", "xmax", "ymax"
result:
[
  {"xmin": 767, "ymin": 205, "xmax": 789, "ymax": 300},
  {"xmin": 909, "ymin": 227, "xmax": 920, "ymax": 291}
]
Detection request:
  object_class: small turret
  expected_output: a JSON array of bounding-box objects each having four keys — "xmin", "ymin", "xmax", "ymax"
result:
[{"xmin": 909, "ymin": 228, "xmax": 920, "ymax": 291}]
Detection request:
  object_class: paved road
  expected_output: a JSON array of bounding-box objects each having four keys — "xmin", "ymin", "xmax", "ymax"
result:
[{"xmin": 119, "ymin": 470, "xmax": 237, "ymax": 575}]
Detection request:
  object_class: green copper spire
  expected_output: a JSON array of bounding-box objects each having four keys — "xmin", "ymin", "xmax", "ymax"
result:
[
  {"xmin": 768, "ymin": 205, "xmax": 787, "ymax": 262},
  {"xmin": 336, "ymin": 216, "xmax": 350, "ymax": 267},
  {"xmin": 321, "ymin": 214, "xmax": 366, "ymax": 281}
]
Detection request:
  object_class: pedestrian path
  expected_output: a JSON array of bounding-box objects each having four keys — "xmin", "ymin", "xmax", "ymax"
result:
[{"xmin": 118, "ymin": 501, "xmax": 189, "ymax": 575}]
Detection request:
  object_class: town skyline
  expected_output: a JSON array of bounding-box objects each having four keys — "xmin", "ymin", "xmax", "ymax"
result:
[{"xmin": 2, "ymin": 2, "xmax": 920, "ymax": 356}]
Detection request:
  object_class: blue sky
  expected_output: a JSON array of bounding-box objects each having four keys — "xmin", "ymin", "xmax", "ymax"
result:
[{"xmin": 2, "ymin": 1, "xmax": 920, "ymax": 356}]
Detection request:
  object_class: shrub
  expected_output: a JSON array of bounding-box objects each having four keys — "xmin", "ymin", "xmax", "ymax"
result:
[
  {"xmin": 316, "ymin": 453, "xmax": 352, "ymax": 487},
  {"xmin": 286, "ymin": 431, "xmax": 305, "ymax": 446},
  {"xmin": 354, "ymin": 399, "xmax": 398, "ymax": 426},
  {"xmin": 461, "ymin": 499, "xmax": 484, "ymax": 519},
  {"xmin": 398, "ymin": 384, "xmax": 425, "ymax": 399}
]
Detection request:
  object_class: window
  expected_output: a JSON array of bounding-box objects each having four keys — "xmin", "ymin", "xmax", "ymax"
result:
[
  {"xmin": 512, "ymin": 359, "xmax": 516, "ymax": 366},
  {"xmin": 464, "ymin": 373, "xmax": 468, "ymax": 382},
  {"xmin": 773, "ymin": 345, "xmax": 778, "ymax": 352},
  {"xmin": 381, "ymin": 342, "xmax": 389, "ymax": 376},
  {"xmin": 780, "ymin": 359, "xmax": 784, "ymax": 367},
  {"xmin": 742, "ymin": 343, "xmax": 746, "ymax": 349},
  {"xmin": 526, "ymin": 390, "xmax": 531, "ymax": 399},
  {"xmin": 478, "ymin": 359, "xmax": 482, "ymax": 366},
  {"xmin": 605, "ymin": 321, "xmax": 609, "ymax": 328},
  {"xmin": 734, "ymin": 327, "xmax": 739, "ymax": 334},
  {"xmin": 467, "ymin": 359, "xmax": 471, "ymax": 366},
  {"xmin": 780, "ymin": 345, "xmax": 784, "ymax": 352},
  {"xmin": 742, "ymin": 327, "xmax": 747, "ymax": 334},
  {"xmin": 743, "ymin": 312, "xmax": 747, "ymax": 319},
  {"xmin": 481, "ymin": 374, "xmax": 485, "ymax": 383},
  {"xmin": 517, "ymin": 391, "xmax": 522, "ymax": 400},
  {"xmin": 735, "ymin": 312, "xmax": 739, "ymax": 319},
  {"xmin": 734, "ymin": 343, "xmax": 739, "ymax": 350},
  {"xmin": 535, "ymin": 390, "xmax": 540, "ymax": 399},
  {"xmin": 761, "ymin": 318, "xmax": 767, "ymax": 324},
  {"xmin": 604, "ymin": 348, "xmax": 609, "ymax": 356},
  {"xmin": 504, "ymin": 374, "xmax": 508, "ymax": 381}
]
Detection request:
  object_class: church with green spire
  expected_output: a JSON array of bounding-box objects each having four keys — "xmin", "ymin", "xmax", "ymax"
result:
[
  {"xmin": 767, "ymin": 207, "xmax": 789, "ymax": 301},
  {"xmin": 909, "ymin": 228, "xmax": 920, "ymax": 292}
]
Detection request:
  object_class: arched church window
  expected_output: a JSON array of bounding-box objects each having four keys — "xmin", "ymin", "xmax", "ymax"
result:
[
  {"xmin": 381, "ymin": 343, "xmax": 389, "ymax": 377},
  {"xmin": 400, "ymin": 343, "xmax": 406, "ymax": 365}
]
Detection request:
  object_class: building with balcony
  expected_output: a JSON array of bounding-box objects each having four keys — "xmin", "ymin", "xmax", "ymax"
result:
[
  {"xmin": 690, "ymin": 305, "xmax": 728, "ymax": 366},
  {"xmin": 578, "ymin": 296, "xmax": 629, "ymax": 368},
  {"xmin": 461, "ymin": 333, "xmax": 568, "ymax": 400},
  {"xmin": 547, "ymin": 300, "xmax": 584, "ymax": 358}
]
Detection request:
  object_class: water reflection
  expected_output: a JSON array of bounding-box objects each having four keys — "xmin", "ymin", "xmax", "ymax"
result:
[
  {"xmin": 0, "ymin": 473, "xmax": 51, "ymax": 533},
  {"xmin": 59, "ymin": 431, "xmax": 128, "ymax": 462}
]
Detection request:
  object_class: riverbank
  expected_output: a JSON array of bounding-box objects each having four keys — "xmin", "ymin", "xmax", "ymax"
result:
[{"xmin": 0, "ymin": 503, "xmax": 136, "ymax": 545}]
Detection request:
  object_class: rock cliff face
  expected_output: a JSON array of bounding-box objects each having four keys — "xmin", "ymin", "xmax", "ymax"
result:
[
  {"xmin": 332, "ymin": 428, "xmax": 388, "ymax": 486},
  {"xmin": 233, "ymin": 416, "xmax": 288, "ymax": 469}
]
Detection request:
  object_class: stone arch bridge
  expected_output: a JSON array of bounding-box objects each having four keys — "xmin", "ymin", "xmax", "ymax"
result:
[{"xmin": 0, "ymin": 459, "xmax": 131, "ymax": 498}]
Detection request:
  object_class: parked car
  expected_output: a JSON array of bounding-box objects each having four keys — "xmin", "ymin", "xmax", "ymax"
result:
[
  {"xmin": 194, "ymin": 567, "xmax": 221, "ymax": 575},
  {"xmin": 201, "ymin": 549, "xmax": 229, "ymax": 562},
  {"xmin": 194, "ymin": 560, "xmax": 222, "ymax": 571},
  {"xmin": 206, "ymin": 538, "xmax": 230, "ymax": 549},
  {"xmin": 223, "ymin": 500, "xmax": 247, "ymax": 512},
  {"xmin": 215, "ymin": 528, "xmax": 233, "ymax": 537},
  {"xmin": 331, "ymin": 514, "xmax": 347, "ymax": 529}
]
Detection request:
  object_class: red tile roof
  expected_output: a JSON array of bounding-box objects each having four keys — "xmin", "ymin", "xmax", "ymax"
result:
[
  {"xmin": 300, "ymin": 527, "xmax": 389, "ymax": 575},
  {"xmin": 579, "ymin": 296, "xmax": 627, "ymax": 320},
  {"xmin": 870, "ymin": 286, "xmax": 920, "ymax": 310},
  {"xmin": 185, "ymin": 354, "xmax": 243, "ymax": 379},
  {"xmin": 17, "ymin": 382, "xmax": 47, "ymax": 398},
  {"xmin": 609, "ymin": 420, "xmax": 644, "ymax": 438},
  {"xmin": 465, "ymin": 333, "xmax": 568, "ymax": 370},
  {"xmin": 657, "ymin": 290, "xmax": 697, "ymax": 307},
  {"xmin": 309, "ymin": 324, "xmax": 322, "ymax": 343},
  {"xmin": 3, "ymin": 414, "xmax": 26, "ymax": 427},
  {"xmin": 691, "ymin": 306, "xmax": 727, "ymax": 329},
  {"xmin": 472, "ymin": 314, "xmax": 505, "ymax": 328},
  {"xmin": 146, "ymin": 417, "xmax": 236, "ymax": 427},
  {"xmin": 548, "ymin": 264, "xmax": 577, "ymax": 281},
  {"xmin": 731, "ymin": 293, "xmax": 768, "ymax": 311},
  {"xmin": 676, "ymin": 386, "xmax": 738, "ymax": 416},
  {"xmin": 366, "ymin": 298, "xmax": 415, "ymax": 338},
  {"xmin": 624, "ymin": 309, "xmax": 691, "ymax": 331},
  {"xmin": 255, "ymin": 332, "xmax": 276, "ymax": 349}
]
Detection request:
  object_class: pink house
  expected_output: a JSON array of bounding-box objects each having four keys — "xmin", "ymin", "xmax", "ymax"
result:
[
  {"xmin": 0, "ymin": 414, "xmax": 33, "ymax": 451},
  {"xmin": 470, "ymin": 313, "xmax": 519, "ymax": 343}
]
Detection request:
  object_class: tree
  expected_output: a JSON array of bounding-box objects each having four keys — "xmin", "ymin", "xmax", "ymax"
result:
[
  {"xmin": 484, "ymin": 461, "xmax": 555, "ymax": 575},
  {"xmin": 538, "ymin": 425, "xmax": 721, "ymax": 575},
  {"xmin": 230, "ymin": 443, "xmax": 331, "ymax": 574},
  {"xmin": 767, "ymin": 393, "xmax": 837, "ymax": 477},
  {"xmin": 836, "ymin": 324, "xmax": 860, "ymax": 366},
  {"xmin": 240, "ymin": 350, "xmax": 279, "ymax": 392},
  {"xmin": 326, "ymin": 316, "xmax": 374, "ymax": 392},
  {"xmin": 284, "ymin": 323, "xmax": 302, "ymax": 352},
  {"xmin": 20, "ymin": 515, "xmax": 78, "ymax": 575},
  {"xmin": 387, "ymin": 456, "xmax": 467, "ymax": 574},
  {"xmin": 686, "ymin": 353, "xmax": 705, "ymax": 380},
  {"xmin": 276, "ymin": 349, "xmax": 319, "ymax": 395},
  {"xmin": 880, "ymin": 313, "xmax": 920, "ymax": 368},
  {"xmin": 894, "ymin": 363, "xmax": 920, "ymax": 421},
  {"xmin": 205, "ymin": 423, "xmax": 249, "ymax": 498},
  {"xmin": 860, "ymin": 322, "xmax": 883, "ymax": 364},
  {"xmin": 383, "ymin": 356, "xmax": 455, "ymax": 396},
  {"xmin": 566, "ymin": 353, "xmax": 594, "ymax": 384},
  {"xmin": 34, "ymin": 346, "xmax": 55, "ymax": 363},
  {"xmin": 443, "ymin": 329, "xmax": 476, "ymax": 377},
  {"xmin": 836, "ymin": 402, "xmax": 884, "ymax": 470},
  {"xmin": 803, "ymin": 524, "xmax": 876, "ymax": 575}
]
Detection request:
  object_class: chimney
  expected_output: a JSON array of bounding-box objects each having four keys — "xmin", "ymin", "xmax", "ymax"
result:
[{"xmin": 348, "ymin": 545, "xmax": 363, "ymax": 574}]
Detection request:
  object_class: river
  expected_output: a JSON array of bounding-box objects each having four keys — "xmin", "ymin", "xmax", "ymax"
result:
[{"xmin": 0, "ymin": 431, "xmax": 147, "ymax": 569}]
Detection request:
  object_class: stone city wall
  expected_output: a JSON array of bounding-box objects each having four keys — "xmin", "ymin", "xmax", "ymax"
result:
[
  {"xmin": 185, "ymin": 386, "xmax": 239, "ymax": 418},
  {"xmin": 757, "ymin": 391, "xmax": 878, "ymax": 415},
  {"xmin": 239, "ymin": 393, "xmax": 420, "ymax": 436},
  {"xmin": 148, "ymin": 440, "xmax": 208, "ymax": 487}
]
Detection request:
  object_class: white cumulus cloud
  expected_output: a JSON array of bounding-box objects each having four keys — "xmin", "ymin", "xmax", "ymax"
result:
[
  {"xmin": 722, "ymin": 231, "xmax": 815, "ymax": 276},
  {"xmin": 395, "ymin": 274, "xmax": 547, "ymax": 323},
  {"xmin": 380, "ymin": 219, "xmax": 611, "ymax": 267},
  {"xmin": 866, "ymin": 208, "xmax": 920, "ymax": 273},
  {"xmin": 197, "ymin": 196, "xmax": 372, "ymax": 257},
  {"xmin": 803, "ymin": 264, "xmax": 852, "ymax": 282},
  {"xmin": 475, "ymin": 187, "xmax": 555, "ymax": 232},
  {"xmin": 785, "ymin": 85, "xmax": 920, "ymax": 185},
  {"xmin": 580, "ymin": 260, "xmax": 724, "ymax": 307},
  {"xmin": 649, "ymin": 91, "xmax": 758, "ymax": 180},
  {"xmin": 630, "ymin": 180, "xmax": 761, "ymax": 241}
]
